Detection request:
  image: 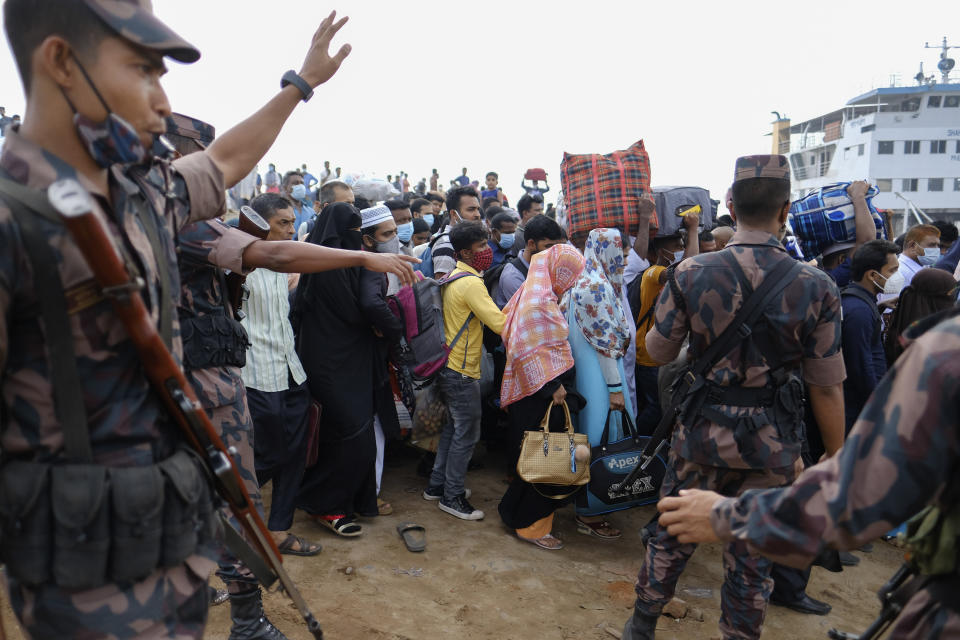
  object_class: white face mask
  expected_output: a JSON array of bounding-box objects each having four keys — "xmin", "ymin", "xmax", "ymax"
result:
[{"xmin": 881, "ymin": 269, "xmax": 905, "ymax": 295}]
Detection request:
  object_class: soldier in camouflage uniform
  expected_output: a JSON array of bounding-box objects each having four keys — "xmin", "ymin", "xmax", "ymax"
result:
[
  {"xmin": 0, "ymin": 1, "xmax": 352, "ymax": 638},
  {"xmin": 622, "ymin": 155, "xmax": 848, "ymax": 640},
  {"xmin": 658, "ymin": 308, "xmax": 960, "ymax": 639}
]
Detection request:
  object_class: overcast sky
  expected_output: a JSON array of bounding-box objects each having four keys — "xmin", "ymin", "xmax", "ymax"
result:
[{"xmin": 2, "ymin": 0, "xmax": 958, "ymax": 207}]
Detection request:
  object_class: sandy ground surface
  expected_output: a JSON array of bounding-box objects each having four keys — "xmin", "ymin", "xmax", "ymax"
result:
[{"xmin": 1, "ymin": 444, "xmax": 902, "ymax": 640}]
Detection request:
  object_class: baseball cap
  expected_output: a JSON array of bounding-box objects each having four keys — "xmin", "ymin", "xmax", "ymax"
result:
[{"xmin": 83, "ymin": 0, "xmax": 200, "ymax": 63}]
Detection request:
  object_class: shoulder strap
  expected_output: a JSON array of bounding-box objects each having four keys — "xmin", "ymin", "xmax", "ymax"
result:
[
  {"xmin": 690, "ymin": 255, "xmax": 801, "ymax": 378},
  {"xmin": 510, "ymin": 256, "xmax": 529, "ymax": 277},
  {"xmin": 841, "ymin": 285, "xmax": 882, "ymax": 325},
  {"xmin": 0, "ymin": 176, "xmax": 92, "ymax": 461},
  {"xmin": 127, "ymin": 174, "xmax": 174, "ymax": 350}
]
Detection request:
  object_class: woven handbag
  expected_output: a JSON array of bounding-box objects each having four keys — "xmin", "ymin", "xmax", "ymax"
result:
[{"xmin": 516, "ymin": 401, "xmax": 590, "ymax": 491}]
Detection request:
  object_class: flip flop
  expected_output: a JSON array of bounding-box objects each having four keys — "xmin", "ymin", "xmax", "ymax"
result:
[
  {"xmin": 396, "ymin": 522, "xmax": 426, "ymax": 552},
  {"xmin": 277, "ymin": 533, "xmax": 323, "ymax": 556},
  {"xmin": 519, "ymin": 533, "xmax": 564, "ymax": 550},
  {"xmin": 575, "ymin": 516, "xmax": 622, "ymax": 540},
  {"xmin": 378, "ymin": 498, "xmax": 394, "ymax": 516},
  {"xmin": 314, "ymin": 516, "xmax": 363, "ymax": 537}
]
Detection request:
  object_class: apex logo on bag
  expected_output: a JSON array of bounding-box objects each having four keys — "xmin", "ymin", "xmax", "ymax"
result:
[{"xmin": 604, "ymin": 452, "xmax": 640, "ymax": 472}]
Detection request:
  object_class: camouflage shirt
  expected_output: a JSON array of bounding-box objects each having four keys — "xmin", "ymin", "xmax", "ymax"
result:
[
  {"xmin": 0, "ymin": 128, "xmax": 225, "ymax": 465},
  {"xmin": 646, "ymin": 230, "xmax": 846, "ymax": 469},
  {"xmin": 710, "ymin": 314, "xmax": 960, "ymax": 638}
]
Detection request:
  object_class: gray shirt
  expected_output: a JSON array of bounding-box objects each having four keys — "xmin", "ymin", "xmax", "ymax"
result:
[{"xmin": 494, "ymin": 254, "xmax": 530, "ymax": 308}]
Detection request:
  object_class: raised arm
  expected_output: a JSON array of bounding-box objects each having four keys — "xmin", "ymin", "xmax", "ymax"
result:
[
  {"xmin": 847, "ymin": 181, "xmax": 876, "ymax": 250},
  {"xmin": 205, "ymin": 12, "xmax": 351, "ymax": 187},
  {"xmin": 242, "ymin": 240, "xmax": 418, "ymax": 285}
]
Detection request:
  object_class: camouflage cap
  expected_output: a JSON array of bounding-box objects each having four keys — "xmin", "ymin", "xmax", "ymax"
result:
[
  {"xmin": 83, "ymin": 0, "xmax": 200, "ymax": 63},
  {"xmin": 733, "ymin": 155, "xmax": 790, "ymax": 183}
]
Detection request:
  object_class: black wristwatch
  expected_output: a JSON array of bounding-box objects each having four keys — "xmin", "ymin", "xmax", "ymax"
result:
[{"xmin": 281, "ymin": 70, "xmax": 313, "ymax": 102}]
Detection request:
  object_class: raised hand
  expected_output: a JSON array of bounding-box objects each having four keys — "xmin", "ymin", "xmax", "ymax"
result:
[
  {"xmin": 363, "ymin": 253, "xmax": 420, "ymax": 286},
  {"xmin": 298, "ymin": 11, "xmax": 352, "ymax": 88}
]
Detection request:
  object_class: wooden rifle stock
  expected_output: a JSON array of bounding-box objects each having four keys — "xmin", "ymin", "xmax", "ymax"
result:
[
  {"xmin": 225, "ymin": 206, "xmax": 271, "ymax": 315},
  {"xmin": 47, "ymin": 180, "xmax": 324, "ymax": 639}
]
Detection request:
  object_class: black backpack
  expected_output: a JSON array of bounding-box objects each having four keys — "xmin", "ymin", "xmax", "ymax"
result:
[{"xmin": 483, "ymin": 256, "xmax": 529, "ymax": 299}]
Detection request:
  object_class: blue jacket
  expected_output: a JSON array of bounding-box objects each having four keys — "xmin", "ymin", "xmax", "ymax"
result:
[{"xmin": 840, "ymin": 283, "xmax": 886, "ymax": 432}]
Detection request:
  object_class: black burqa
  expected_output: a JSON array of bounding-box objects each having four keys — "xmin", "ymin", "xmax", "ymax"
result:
[{"xmin": 292, "ymin": 203, "xmax": 378, "ymax": 517}]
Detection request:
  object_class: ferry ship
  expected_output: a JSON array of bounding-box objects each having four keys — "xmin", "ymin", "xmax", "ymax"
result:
[{"xmin": 770, "ymin": 38, "xmax": 960, "ymax": 234}]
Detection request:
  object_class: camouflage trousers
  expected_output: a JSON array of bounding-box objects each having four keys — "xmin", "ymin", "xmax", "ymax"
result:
[
  {"xmin": 891, "ymin": 584, "xmax": 960, "ymax": 639},
  {"xmin": 5, "ymin": 555, "xmax": 216, "ymax": 640},
  {"xmin": 634, "ymin": 452, "xmax": 796, "ymax": 640},
  {"xmin": 188, "ymin": 367, "xmax": 265, "ymax": 593}
]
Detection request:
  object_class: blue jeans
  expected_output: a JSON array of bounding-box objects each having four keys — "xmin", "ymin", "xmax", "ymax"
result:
[{"xmin": 429, "ymin": 368, "xmax": 482, "ymax": 499}]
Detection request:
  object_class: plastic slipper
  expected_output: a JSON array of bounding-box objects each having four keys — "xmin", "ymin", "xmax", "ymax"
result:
[
  {"xmin": 396, "ymin": 522, "xmax": 426, "ymax": 552},
  {"xmin": 277, "ymin": 533, "xmax": 323, "ymax": 556},
  {"xmin": 519, "ymin": 534, "xmax": 564, "ymax": 550},
  {"xmin": 378, "ymin": 498, "xmax": 394, "ymax": 516},
  {"xmin": 314, "ymin": 516, "xmax": 363, "ymax": 537}
]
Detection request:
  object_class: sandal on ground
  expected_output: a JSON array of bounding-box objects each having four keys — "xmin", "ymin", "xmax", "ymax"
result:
[
  {"xmin": 277, "ymin": 532, "xmax": 323, "ymax": 556},
  {"xmin": 519, "ymin": 533, "xmax": 564, "ymax": 550},
  {"xmin": 396, "ymin": 522, "xmax": 427, "ymax": 552},
  {"xmin": 575, "ymin": 516, "xmax": 622, "ymax": 540},
  {"xmin": 378, "ymin": 498, "xmax": 394, "ymax": 516},
  {"xmin": 313, "ymin": 515, "xmax": 363, "ymax": 537}
]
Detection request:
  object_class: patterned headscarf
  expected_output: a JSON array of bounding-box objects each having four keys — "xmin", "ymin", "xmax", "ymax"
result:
[
  {"xmin": 500, "ymin": 245, "xmax": 586, "ymax": 407},
  {"xmin": 570, "ymin": 228, "xmax": 632, "ymax": 359}
]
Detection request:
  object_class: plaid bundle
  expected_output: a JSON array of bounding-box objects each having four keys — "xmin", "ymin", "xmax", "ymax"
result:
[
  {"xmin": 560, "ymin": 140, "xmax": 653, "ymax": 245},
  {"xmin": 789, "ymin": 182, "xmax": 886, "ymax": 258}
]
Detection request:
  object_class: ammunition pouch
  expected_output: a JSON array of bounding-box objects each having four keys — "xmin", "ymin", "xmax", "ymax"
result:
[
  {"xmin": 0, "ymin": 449, "xmax": 216, "ymax": 589},
  {"xmin": 181, "ymin": 313, "xmax": 249, "ymax": 371}
]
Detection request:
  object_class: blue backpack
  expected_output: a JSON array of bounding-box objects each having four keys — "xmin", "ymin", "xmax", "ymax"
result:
[{"xmin": 415, "ymin": 232, "xmax": 449, "ymax": 279}]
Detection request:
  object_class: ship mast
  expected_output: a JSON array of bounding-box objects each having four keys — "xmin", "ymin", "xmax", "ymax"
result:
[{"xmin": 924, "ymin": 37, "xmax": 957, "ymax": 83}]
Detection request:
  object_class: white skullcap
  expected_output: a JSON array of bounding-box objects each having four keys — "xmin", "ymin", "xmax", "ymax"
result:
[{"xmin": 360, "ymin": 204, "xmax": 393, "ymax": 229}]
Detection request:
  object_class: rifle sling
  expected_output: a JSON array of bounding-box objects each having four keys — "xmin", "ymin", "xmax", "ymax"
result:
[
  {"xmin": 641, "ymin": 255, "xmax": 801, "ymax": 457},
  {"xmin": 0, "ymin": 175, "xmax": 92, "ymax": 462},
  {"xmin": 130, "ymin": 188, "xmax": 174, "ymax": 350}
]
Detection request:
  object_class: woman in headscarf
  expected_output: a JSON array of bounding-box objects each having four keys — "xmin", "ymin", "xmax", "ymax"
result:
[
  {"xmin": 497, "ymin": 245, "xmax": 587, "ymax": 550},
  {"xmin": 884, "ymin": 267, "xmax": 958, "ymax": 365},
  {"xmin": 565, "ymin": 228, "xmax": 635, "ymax": 539},
  {"xmin": 291, "ymin": 203, "xmax": 378, "ymax": 537}
]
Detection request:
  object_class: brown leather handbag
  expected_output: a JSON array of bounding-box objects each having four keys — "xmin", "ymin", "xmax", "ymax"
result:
[{"xmin": 516, "ymin": 401, "xmax": 590, "ymax": 493}]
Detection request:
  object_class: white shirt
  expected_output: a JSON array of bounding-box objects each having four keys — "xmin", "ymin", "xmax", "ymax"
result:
[
  {"xmin": 898, "ymin": 254, "xmax": 924, "ymax": 287},
  {"xmin": 624, "ymin": 248, "xmax": 651, "ymax": 285},
  {"xmin": 240, "ymin": 268, "xmax": 307, "ymax": 393}
]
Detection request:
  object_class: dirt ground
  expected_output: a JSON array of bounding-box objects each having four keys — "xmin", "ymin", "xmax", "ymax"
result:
[{"xmin": 1, "ymin": 444, "xmax": 902, "ymax": 640}]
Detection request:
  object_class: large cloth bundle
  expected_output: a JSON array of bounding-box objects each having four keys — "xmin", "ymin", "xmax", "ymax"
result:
[
  {"xmin": 560, "ymin": 140, "xmax": 653, "ymax": 244},
  {"xmin": 788, "ymin": 182, "xmax": 885, "ymax": 258},
  {"xmin": 652, "ymin": 186, "xmax": 713, "ymax": 237}
]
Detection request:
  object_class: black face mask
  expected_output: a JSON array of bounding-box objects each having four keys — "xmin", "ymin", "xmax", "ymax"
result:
[{"xmin": 341, "ymin": 230, "xmax": 363, "ymax": 251}]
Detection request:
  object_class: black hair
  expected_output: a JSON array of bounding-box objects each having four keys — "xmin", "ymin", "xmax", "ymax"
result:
[
  {"xmin": 931, "ymin": 220, "xmax": 959, "ymax": 245},
  {"xmin": 384, "ymin": 199, "xmax": 409, "ymax": 212},
  {"xmin": 851, "ymin": 240, "xmax": 900, "ymax": 281},
  {"xmin": 482, "ymin": 196, "xmax": 500, "ymax": 210},
  {"xmin": 716, "ymin": 214, "xmax": 735, "ymax": 228},
  {"xmin": 282, "ymin": 171, "xmax": 303, "ymax": 187},
  {"xmin": 412, "ymin": 218, "xmax": 430, "ymax": 234},
  {"xmin": 5, "ymin": 0, "xmax": 114, "ymax": 90},
  {"xmin": 426, "ymin": 192, "xmax": 444, "ymax": 204},
  {"xmin": 446, "ymin": 185, "xmax": 479, "ymax": 214},
  {"xmin": 410, "ymin": 198, "xmax": 431, "ymax": 215},
  {"xmin": 731, "ymin": 178, "xmax": 790, "ymax": 224},
  {"xmin": 523, "ymin": 214, "xmax": 563, "ymax": 244},
  {"xmin": 250, "ymin": 193, "xmax": 291, "ymax": 221},
  {"xmin": 353, "ymin": 195, "xmax": 371, "ymax": 210},
  {"xmin": 486, "ymin": 171, "xmax": 498, "ymax": 180},
  {"xmin": 484, "ymin": 205, "xmax": 504, "ymax": 221},
  {"xmin": 652, "ymin": 232, "xmax": 683, "ymax": 252},
  {"xmin": 699, "ymin": 229, "xmax": 715, "ymax": 243},
  {"xmin": 450, "ymin": 221, "xmax": 488, "ymax": 253},
  {"xmin": 517, "ymin": 193, "xmax": 544, "ymax": 216},
  {"xmin": 319, "ymin": 180, "xmax": 348, "ymax": 204},
  {"xmin": 490, "ymin": 212, "xmax": 515, "ymax": 231}
]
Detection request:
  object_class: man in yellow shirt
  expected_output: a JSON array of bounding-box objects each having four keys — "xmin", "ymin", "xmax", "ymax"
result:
[
  {"xmin": 423, "ymin": 221, "xmax": 507, "ymax": 520},
  {"xmin": 634, "ymin": 211, "xmax": 700, "ymax": 435}
]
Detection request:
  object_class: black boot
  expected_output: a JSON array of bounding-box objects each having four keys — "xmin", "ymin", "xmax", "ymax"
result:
[
  {"xmin": 622, "ymin": 603, "xmax": 659, "ymax": 640},
  {"xmin": 228, "ymin": 589, "xmax": 289, "ymax": 640}
]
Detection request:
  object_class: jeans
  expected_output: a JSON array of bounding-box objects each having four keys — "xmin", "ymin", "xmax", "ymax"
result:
[{"xmin": 429, "ymin": 367, "xmax": 482, "ymax": 499}]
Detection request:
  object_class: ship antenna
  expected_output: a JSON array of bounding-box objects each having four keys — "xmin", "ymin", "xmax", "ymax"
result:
[{"xmin": 924, "ymin": 37, "xmax": 956, "ymax": 83}]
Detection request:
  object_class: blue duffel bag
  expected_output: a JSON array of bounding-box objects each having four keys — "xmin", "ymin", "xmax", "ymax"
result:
[{"xmin": 788, "ymin": 182, "xmax": 886, "ymax": 259}]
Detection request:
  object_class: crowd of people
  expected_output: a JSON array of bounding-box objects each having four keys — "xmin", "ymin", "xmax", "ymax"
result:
[{"xmin": 1, "ymin": 2, "xmax": 957, "ymax": 640}]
